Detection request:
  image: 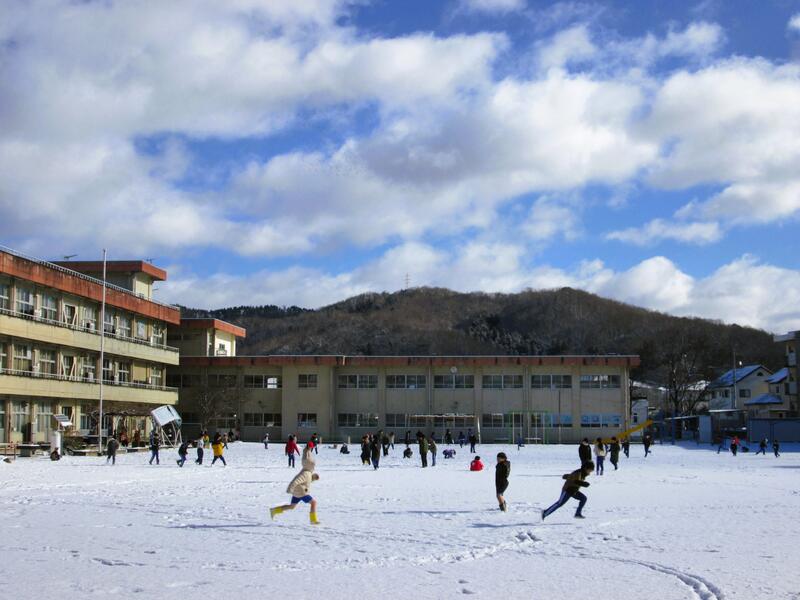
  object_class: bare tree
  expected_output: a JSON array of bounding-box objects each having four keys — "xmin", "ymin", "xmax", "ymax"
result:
[
  {"xmin": 659, "ymin": 327, "xmax": 715, "ymax": 416},
  {"xmin": 184, "ymin": 370, "xmax": 241, "ymax": 431}
]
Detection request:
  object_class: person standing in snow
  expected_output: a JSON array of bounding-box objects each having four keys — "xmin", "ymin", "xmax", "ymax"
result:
[
  {"xmin": 756, "ymin": 438, "xmax": 768, "ymax": 455},
  {"xmin": 622, "ymin": 438, "xmax": 630, "ymax": 458},
  {"xmin": 608, "ymin": 437, "xmax": 621, "ymax": 471},
  {"xmin": 211, "ymin": 433, "xmax": 226, "ymax": 466},
  {"xmin": 270, "ymin": 448, "xmax": 321, "ymax": 525},
  {"xmin": 176, "ymin": 440, "xmax": 189, "ymax": 467},
  {"xmin": 468, "ymin": 431, "xmax": 478, "ymax": 454},
  {"xmin": 263, "ymin": 433, "xmax": 270, "ymax": 450},
  {"xmin": 495, "ymin": 452, "xmax": 510, "ymax": 512},
  {"xmin": 360, "ymin": 435, "xmax": 371, "ymax": 466},
  {"xmin": 381, "ymin": 430, "xmax": 390, "ymax": 457},
  {"xmin": 773, "ymin": 439, "xmax": 780, "ymax": 457},
  {"xmin": 643, "ymin": 433, "xmax": 653, "ymax": 457},
  {"xmin": 195, "ymin": 434, "xmax": 205, "ymax": 465},
  {"xmin": 458, "ymin": 431, "xmax": 466, "ymax": 448},
  {"xmin": 594, "ymin": 438, "xmax": 606, "ymax": 476},
  {"xmin": 285, "ymin": 435, "xmax": 300, "ymax": 468},
  {"xmin": 445, "ymin": 429, "xmax": 453, "ymax": 446},
  {"xmin": 429, "ymin": 434, "xmax": 438, "ymax": 467},
  {"xmin": 541, "ymin": 461, "xmax": 594, "ymax": 520},
  {"xmin": 310, "ymin": 433, "xmax": 319, "ymax": 454},
  {"xmin": 148, "ymin": 431, "xmax": 160, "ymax": 465},
  {"xmin": 730, "ymin": 435, "xmax": 739, "ymax": 456},
  {"xmin": 370, "ymin": 434, "xmax": 381, "ymax": 470},
  {"xmin": 578, "ymin": 438, "xmax": 592, "ymax": 466},
  {"xmin": 418, "ymin": 431, "xmax": 429, "ymax": 468},
  {"xmin": 516, "ymin": 434, "xmax": 524, "ymax": 450},
  {"xmin": 106, "ymin": 436, "xmax": 119, "ymax": 465},
  {"xmin": 389, "ymin": 432, "xmax": 395, "ymax": 450}
]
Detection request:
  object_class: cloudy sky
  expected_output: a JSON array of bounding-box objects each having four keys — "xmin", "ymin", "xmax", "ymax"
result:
[{"xmin": 1, "ymin": 0, "xmax": 799, "ymax": 333}]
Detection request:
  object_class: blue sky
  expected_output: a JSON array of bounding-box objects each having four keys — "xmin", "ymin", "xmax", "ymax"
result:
[{"xmin": 1, "ymin": 0, "xmax": 799, "ymax": 332}]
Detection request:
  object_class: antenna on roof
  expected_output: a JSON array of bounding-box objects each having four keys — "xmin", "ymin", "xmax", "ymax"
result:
[
  {"xmin": 404, "ymin": 273, "xmax": 410, "ymax": 289},
  {"xmin": 63, "ymin": 254, "xmax": 77, "ymax": 260}
]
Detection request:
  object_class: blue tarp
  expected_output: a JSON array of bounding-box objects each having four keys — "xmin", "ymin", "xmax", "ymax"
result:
[{"xmin": 744, "ymin": 393, "xmax": 783, "ymax": 406}]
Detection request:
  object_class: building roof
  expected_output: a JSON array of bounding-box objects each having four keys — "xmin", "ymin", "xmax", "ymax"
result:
[
  {"xmin": 180, "ymin": 354, "xmax": 641, "ymax": 368},
  {"xmin": 177, "ymin": 318, "xmax": 246, "ymax": 338},
  {"xmin": 53, "ymin": 260, "xmax": 167, "ymax": 281},
  {"xmin": 744, "ymin": 394, "xmax": 784, "ymax": 406},
  {"xmin": 765, "ymin": 368, "xmax": 789, "ymax": 384},
  {"xmin": 708, "ymin": 365, "xmax": 770, "ymax": 389},
  {"xmin": 774, "ymin": 331, "xmax": 799, "ymax": 342}
]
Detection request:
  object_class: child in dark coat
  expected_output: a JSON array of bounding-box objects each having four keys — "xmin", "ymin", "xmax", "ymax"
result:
[
  {"xmin": 495, "ymin": 453, "xmax": 510, "ymax": 512},
  {"xmin": 542, "ymin": 461, "xmax": 594, "ymax": 520}
]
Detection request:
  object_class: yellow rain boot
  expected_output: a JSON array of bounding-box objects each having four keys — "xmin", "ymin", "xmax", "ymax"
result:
[
  {"xmin": 309, "ymin": 511, "xmax": 320, "ymax": 525},
  {"xmin": 270, "ymin": 506, "xmax": 284, "ymax": 521}
]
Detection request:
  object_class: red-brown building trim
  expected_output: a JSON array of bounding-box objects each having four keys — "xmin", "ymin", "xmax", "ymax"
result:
[
  {"xmin": 1, "ymin": 251, "xmax": 180, "ymax": 324},
  {"xmin": 177, "ymin": 319, "xmax": 247, "ymax": 338},
  {"xmin": 180, "ymin": 355, "xmax": 641, "ymax": 368},
  {"xmin": 53, "ymin": 260, "xmax": 167, "ymax": 281}
]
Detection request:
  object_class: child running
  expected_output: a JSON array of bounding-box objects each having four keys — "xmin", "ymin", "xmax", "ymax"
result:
[
  {"xmin": 495, "ymin": 452, "xmax": 510, "ymax": 512},
  {"xmin": 542, "ymin": 461, "xmax": 594, "ymax": 520},
  {"xmin": 285, "ymin": 435, "xmax": 300, "ymax": 468},
  {"xmin": 211, "ymin": 433, "xmax": 226, "ymax": 466},
  {"xmin": 270, "ymin": 446, "xmax": 320, "ymax": 525}
]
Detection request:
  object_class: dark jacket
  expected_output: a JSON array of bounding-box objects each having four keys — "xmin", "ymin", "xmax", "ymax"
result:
[
  {"xmin": 419, "ymin": 437, "xmax": 429, "ymax": 454},
  {"xmin": 562, "ymin": 468, "xmax": 590, "ymax": 495},
  {"xmin": 178, "ymin": 442, "xmax": 189, "ymax": 457},
  {"xmin": 107, "ymin": 438, "xmax": 120, "ymax": 455},
  {"xmin": 370, "ymin": 439, "xmax": 381, "ymax": 460},
  {"xmin": 609, "ymin": 442, "xmax": 621, "ymax": 460},
  {"xmin": 578, "ymin": 442, "xmax": 591, "ymax": 464},
  {"xmin": 495, "ymin": 460, "xmax": 511, "ymax": 486}
]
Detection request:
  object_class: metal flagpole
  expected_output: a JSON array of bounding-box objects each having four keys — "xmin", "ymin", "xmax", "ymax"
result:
[{"xmin": 98, "ymin": 249, "xmax": 107, "ymax": 453}]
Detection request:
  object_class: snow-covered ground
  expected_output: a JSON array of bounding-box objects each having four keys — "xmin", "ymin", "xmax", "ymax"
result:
[{"xmin": 2, "ymin": 441, "xmax": 799, "ymax": 600}]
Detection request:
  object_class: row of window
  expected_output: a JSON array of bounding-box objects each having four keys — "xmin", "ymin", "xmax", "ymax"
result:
[
  {"xmin": 243, "ymin": 413, "xmax": 282, "ymax": 427},
  {"xmin": 0, "ymin": 340, "xmax": 163, "ymax": 386},
  {"xmin": 0, "ymin": 281, "xmax": 166, "ymax": 346},
  {"xmin": 711, "ymin": 389, "xmax": 751, "ymax": 399}
]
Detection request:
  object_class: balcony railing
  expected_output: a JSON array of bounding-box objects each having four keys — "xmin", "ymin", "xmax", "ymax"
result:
[
  {"xmin": 0, "ymin": 305, "xmax": 179, "ymax": 353},
  {"xmin": 0, "ymin": 366, "xmax": 178, "ymax": 393}
]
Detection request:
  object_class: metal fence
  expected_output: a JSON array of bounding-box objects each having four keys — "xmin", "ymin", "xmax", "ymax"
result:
[{"xmin": 747, "ymin": 418, "xmax": 800, "ymax": 443}]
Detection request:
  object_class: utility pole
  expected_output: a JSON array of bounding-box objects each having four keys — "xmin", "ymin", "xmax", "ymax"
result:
[{"xmin": 98, "ymin": 249, "xmax": 107, "ymax": 454}]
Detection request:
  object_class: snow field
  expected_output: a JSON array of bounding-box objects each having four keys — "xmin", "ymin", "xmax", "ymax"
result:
[{"xmin": 1, "ymin": 442, "xmax": 799, "ymax": 599}]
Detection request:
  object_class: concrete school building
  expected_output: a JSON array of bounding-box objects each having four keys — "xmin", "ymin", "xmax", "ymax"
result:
[
  {"xmin": 169, "ymin": 320, "xmax": 640, "ymax": 444},
  {"xmin": 0, "ymin": 246, "xmax": 180, "ymax": 445}
]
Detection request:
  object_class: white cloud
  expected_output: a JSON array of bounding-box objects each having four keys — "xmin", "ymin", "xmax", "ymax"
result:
[
  {"xmin": 606, "ymin": 219, "xmax": 722, "ymax": 246},
  {"xmin": 458, "ymin": 0, "xmax": 526, "ymax": 14},
  {"xmin": 523, "ymin": 196, "xmax": 582, "ymax": 242},
  {"xmin": 537, "ymin": 25, "xmax": 597, "ymax": 69},
  {"xmin": 789, "ymin": 13, "xmax": 800, "ymax": 33}
]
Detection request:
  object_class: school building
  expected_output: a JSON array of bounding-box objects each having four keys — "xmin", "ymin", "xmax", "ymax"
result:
[
  {"xmin": 0, "ymin": 246, "xmax": 180, "ymax": 444},
  {"xmin": 169, "ymin": 320, "xmax": 640, "ymax": 444}
]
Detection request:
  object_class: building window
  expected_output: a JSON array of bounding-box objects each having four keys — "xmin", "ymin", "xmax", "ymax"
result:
[
  {"xmin": 244, "ymin": 374, "xmax": 281, "ymax": 388},
  {"xmin": 532, "ymin": 374, "xmax": 572, "ymax": 389},
  {"xmin": 386, "ymin": 375, "xmax": 426, "ymax": 389},
  {"xmin": 579, "ymin": 375, "xmax": 621, "ymax": 389},
  {"xmin": 244, "ymin": 413, "xmax": 282, "ymax": 427},
  {"xmin": 63, "ymin": 304, "xmax": 77, "ymax": 327},
  {"xmin": 61, "ymin": 355, "xmax": 76, "ymax": 379},
  {"xmin": 136, "ymin": 321, "xmax": 148, "ymax": 340},
  {"xmin": 82, "ymin": 356, "xmax": 96, "ymax": 381},
  {"xmin": 117, "ymin": 315, "xmax": 131, "ymax": 338},
  {"xmin": 739, "ymin": 389, "xmax": 751, "ymax": 398},
  {"xmin": 482, "ymin": 413, "xmax": 505, "ymax": 428},
  {"xmin": 434, "ymin": 374, "xmax": 475, "ymax": 389},
  {"xmin": 580, "ymin": 414, "xmax": 603, "ymax": 428},
  {"xmin": 504, "ymin": 413, "xmax": 524, "ymax": 427},
  {"xmin": 117, "ymin": 362, "xmax": 130, "ymax": 383},
  {"xmin": 36, "ymin": 404, "xmax": 53, "ymax": 434},
  {"xmin": 0, "ymin": 341, "xmax": 7, "ymax": 372},
  {"xmin": 83, "ymin": 306, "xmax": 97, "ymax": 331},
  {"xmin": 38, "ymin": 350, "xmax": 56, "ymax": 375},
  {"xmin": 601, "ymin": 414, "xmax": 622, "ymax": 427},
  {"xmin": 166, "ymin": 373, "xmax": 181, "ymax": 388},
  {"xmin": 208, "ymin": 373, "xmax": 237, "ymax": 388},
  {"xmin": 298, "ymin": 374, "xmax": 318, "ymax": 389},
  {"xmin": 482, "ymin": 375, "xmax": 523, "ymax": 389},
  {"xmin": 80, "ymin": 406, "xmax": 95, "ymax": 431},
  {"xmin": 13, "ymin": 344, "xmax": 32, "ymax": 372},
  {"xmin": 337, "ymin": 375, "xmax": 378, "ymax": 389},
  {"xmin": 40, "ymin": 295, "xmax": 57, "ymax": 321},
  {"xmin": 0, "ymin": 282, "xmax": 9, "ymax": 310},
  {"xmin": 297, "ymin": 412, "xmax": 317, "ymax": 427},
  {"xmin": 15, "ymin": 288, "xmax": 34, "ymax": 316},
  {"xmin": 337, "ymin": 413, "xmax": 379, "ymax": 427},
  {"xmin": 150, "ymin": 366, "xmax": 162, "ymax": 388},
  {"xmin": 103, "ymin": 311, "xmax": 115, "ymax": 334},
  {"xmin": 102, "ymin": 359, "xmax": 114, "ymax": 382},
  {"xmin": 385, "ymin": 413, "xmax": 406, "ymax": 427},
  {"xmin": 338, "ymin": 375, "xmax": 358, "ymax": 389},
  {"xmin": 152, "ymin": 324, "xmax": 164, "ymax": 345},
  {"xmin": 11, "ymin": 401, "xmax": 28, "ymax": 432},
  {"xmin": 263, "ymin": 413, "xmax": 282, "ymax": 427}
]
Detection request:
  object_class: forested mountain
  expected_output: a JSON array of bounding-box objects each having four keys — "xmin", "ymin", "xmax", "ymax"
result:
[{"xmin": 180, "ymin": 287, "xmax": 783, "ymax": 384}]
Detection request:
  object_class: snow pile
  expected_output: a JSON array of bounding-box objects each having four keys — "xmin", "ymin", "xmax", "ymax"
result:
[{"xmin": 1, "ymin": 441, "xmax": 798, "ymax": 599}]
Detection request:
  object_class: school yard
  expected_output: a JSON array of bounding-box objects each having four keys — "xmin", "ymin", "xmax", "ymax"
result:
[{"xmin": 1, "ymin": 440, "xmax": 798, "ymax": 599}]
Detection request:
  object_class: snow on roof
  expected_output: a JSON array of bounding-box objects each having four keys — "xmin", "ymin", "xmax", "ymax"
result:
[
  {"xmin": 765, "ymin": 368, "xmax": 789, "ymax": 384},
  {"xmin": 708, "ymin": 365, "xmax": 770, "ymax": 389},
  {"xmin": 744, "ymin": 393, "xmax": 784, "ymax": 406}
]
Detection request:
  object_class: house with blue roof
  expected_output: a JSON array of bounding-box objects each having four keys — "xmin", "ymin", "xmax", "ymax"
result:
[
  {"xmin": 773, "ymin": 330, "xmax": 799, "ymax": 417},
  {"xmin": 707, "ymin": 364, "xmax": 772, "ymax": 414}
]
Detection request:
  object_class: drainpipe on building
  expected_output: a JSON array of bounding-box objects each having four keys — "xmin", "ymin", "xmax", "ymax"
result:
[{"xmin": 98, "ymin": 249, "xmax": 107, "ymax": 454}]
